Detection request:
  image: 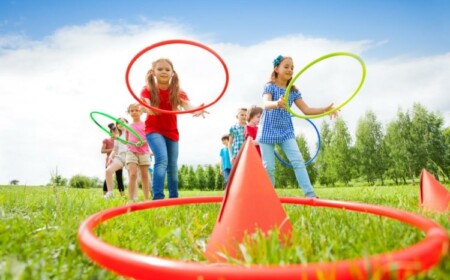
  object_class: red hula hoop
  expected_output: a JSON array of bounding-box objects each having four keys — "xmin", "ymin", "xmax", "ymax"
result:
[
  {"xmin": 78, "ymin": 197, "xmax": 449, "ymax": 280},
  {"xmin": 125, "ymin": 39, "xmax": 229, "ymax": 114}
]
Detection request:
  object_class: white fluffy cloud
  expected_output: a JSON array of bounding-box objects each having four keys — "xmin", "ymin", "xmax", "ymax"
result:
[{"xmin": 1, "ymin": 21, "xmax": 449, "ymax": 185}]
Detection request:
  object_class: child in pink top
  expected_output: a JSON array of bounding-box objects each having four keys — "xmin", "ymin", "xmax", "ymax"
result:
[
  {"xmin": 244, "ymin": 105, "xmax": 263, "ymax": 157},
  {"xmin": 126, "ymin": 103, "xmax": 151, "ymax": 201}
]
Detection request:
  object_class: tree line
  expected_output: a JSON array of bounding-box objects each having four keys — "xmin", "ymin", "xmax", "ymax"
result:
[{"xmin": 34, "ymin": 103, "xmax": 448, "ymax": 189}]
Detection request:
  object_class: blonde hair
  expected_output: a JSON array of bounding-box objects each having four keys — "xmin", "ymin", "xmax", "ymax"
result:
[
  {"xmin": 127, "ymin": 103, "xmax": 140, "ymax": 113},
  {"xmin": 145, "ymin": 58, "xmax": 182, "ymax": 110},
  {"xmin": 269, "ymin": 56, "xmax": 298, "ymax": 92}
]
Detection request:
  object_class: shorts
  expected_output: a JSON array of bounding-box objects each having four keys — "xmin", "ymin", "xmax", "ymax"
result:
[
  {"xmin": 112, "ymin": 153, "xmax": 126, "ymax": 168},
  {"xmin": 126, "ymin": 151, "xmax": 150, "ymax": 166}
]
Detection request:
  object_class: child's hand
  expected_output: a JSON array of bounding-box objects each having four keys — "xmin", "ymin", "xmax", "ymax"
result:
[
  {"xmin": 276, "ymin": 96, "xmax": 286, "ymax": 109},
  {"xmin": 323, "ymin": 103, "xmax": 339, "ymax": 119},
  {"xmin": 192, "ymin": 103, "xmax": 209, "ymax": 118}
]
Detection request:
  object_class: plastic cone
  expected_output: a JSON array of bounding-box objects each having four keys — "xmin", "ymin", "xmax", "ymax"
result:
[
  {"xmin": 419, "ymin": 169, "xmax": 450, "ymax": 212},
  {"xmin": 205, "ymin": 139, "xmax": 293, "ymax": 262}
]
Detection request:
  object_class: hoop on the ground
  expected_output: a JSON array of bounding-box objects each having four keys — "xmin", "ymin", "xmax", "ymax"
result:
[
  {"xmin": 284, "ymin": 52, "xmax": 366, "ymax": 119},
  {"xmin": 125, "ymin": 39, "xmax": 229, "ymax": 114},
  {"xmin": 275, "ymin": 118, "xmax": 321, "ymax": 167},
  {"xmin": 90, "ymin": 111, "xmax": 143, "ymax": 146},
  {"xmin": 78, "ymin": 196, "xmax": 448, "ymax": 280}
]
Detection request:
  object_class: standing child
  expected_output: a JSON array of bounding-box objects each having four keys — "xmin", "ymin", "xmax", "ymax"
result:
[
  {"xmin": 256, "ymin": 55, "xmax": 337, "ymax": 198},
  {"xmin": 228, "ymin": 107, "xmax": 247, "ymax": 162},
  {"xmin": 101, "ymin": 123, "xmax": 124, "ymax": 195},
  {"xmin": 104, "ymin": 118, "xmax": 129, "ymax": 198},
  {"xmin": 126, "ymin": 103, "xmax": 151, "ymax": 201},
  {"xmin": 140, "ymin": 58, "xmax": 208, "ymax": 200},
  {"xmin": 244, "ymin": 105, "xmax": 263, "ymax": 157},
  {"xmin": 219, "ymin": 135, "xmax": 232, "ymax": 186}
]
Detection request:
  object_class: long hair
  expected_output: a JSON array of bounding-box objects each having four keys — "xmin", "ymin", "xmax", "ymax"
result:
[
  {"xmin": 268, "ymin": 56, "xmax": 298, "ymax": 92},
  {"xmin": 145, "ymin": 58, "xmax": 182, "ymax": 110}
]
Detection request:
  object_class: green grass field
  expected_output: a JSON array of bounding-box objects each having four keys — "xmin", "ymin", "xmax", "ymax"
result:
[{"xmin": 0, "ymin": 185, "xmax": 449, "ymax": 279}]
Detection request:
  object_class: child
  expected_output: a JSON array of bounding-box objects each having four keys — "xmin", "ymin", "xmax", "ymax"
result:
[
  {"xmin": 125, "ymin": 103, "xmax": 151, "ymax": 201},
  {"xmin": 255, "ymin": 55, "xmax": 337, "ymax": 198},
  {"xmin": 244, "ymin": 105, "xmax": 263, "ymax": 157},
  {"xmin": 219, "ymin": 135, "xmax": 232, "ymax": 186},
  {"xmin": 101, "ymin": 123, "xmax": 124, "ymax": 195},
  {"xmin": 104, "ymin": 117, "xmax": 129, "ymax": 198},
  {"xmin": 140, "ymin": 58, "xmax": 207, "ymax": 200},
  {"xmin": 228, "ymin": 107, "xmax": 247, "ymax": 162}
]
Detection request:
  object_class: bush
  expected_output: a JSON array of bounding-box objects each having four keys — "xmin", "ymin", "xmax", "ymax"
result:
[{"xmin": 69, "ymin": 175, "xmax": 97, "ymax": 189}]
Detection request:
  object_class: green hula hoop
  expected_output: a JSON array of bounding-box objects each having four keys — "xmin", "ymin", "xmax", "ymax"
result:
[
  {"xmin": 284, "ymin": 52, "xmax": 366, "ymax": 119},
  {"xmin": 90, "ymin": 111, "xmax": 143, "ymax": 147}
]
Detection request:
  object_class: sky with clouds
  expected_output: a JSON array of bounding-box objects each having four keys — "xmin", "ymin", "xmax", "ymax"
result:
[{"xmin": 1, "ymin": 0, "xmax": 449, "ymax": 185}]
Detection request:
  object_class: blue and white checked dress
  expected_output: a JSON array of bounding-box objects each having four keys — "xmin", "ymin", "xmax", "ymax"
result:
[{"xmin": 256, "ymin": 83, "xmax": 302, "ymax": 144}]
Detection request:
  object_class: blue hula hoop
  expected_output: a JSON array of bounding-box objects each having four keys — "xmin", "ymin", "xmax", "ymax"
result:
[{"xmin": 274, "ymin": 118, "xmax": 321, "ymax": 168}]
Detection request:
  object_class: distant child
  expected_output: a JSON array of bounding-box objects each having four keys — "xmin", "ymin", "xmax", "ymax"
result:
[
  {"xmin": 219, "ymin": 135, "xmax": 232, "ymax": 186},
  {"xmin": 126, "ymin": 103, "xmax": 151, "ymax": 201},
  {"xmin": 256, "ymin": 55, "xmax": 337, "ymax": 198},
  {"xmin": 104, "ymin": 117, "xmax": 129, "ymax": 198},
  {"xmin": 228, "ymin": 107, "xmax": 247, "ymax": 162},
  {"xmin": 244, "ymin": 105, "xmax": 263, "ymax": 157},
  {"xmin": 140, "ymin": 58, "xmax": 208, "ymax": 200},
  {"xmin": 101, "ymin": 123, "xmax": 124, "ymax": 195}
]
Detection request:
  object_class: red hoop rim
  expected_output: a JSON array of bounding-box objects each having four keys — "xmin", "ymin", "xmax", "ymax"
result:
[
  {"xmin": 78, "ymin": 197, "xmax": 448, "ymax": 280},
  {"xmin": 125, "ymin": 39, "xmax": 229, "ymax": 114}
]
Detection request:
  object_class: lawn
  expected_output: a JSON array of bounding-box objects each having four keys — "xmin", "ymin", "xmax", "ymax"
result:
[{"xmin": 0, "ymin": 185, "xmax": 448, "ymax": 279}]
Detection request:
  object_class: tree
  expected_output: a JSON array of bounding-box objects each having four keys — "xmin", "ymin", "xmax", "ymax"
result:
[
  {"xmin": 196, "ymin": 165, "xmax": 207, "ymax": 191},
  {"xmin": 354, "ymin": 111, "xmax": 386, "ymax": 185},
  {"xmin": 205, "ymin": 164, "xmax": 217, "ymax": 190},
  {"xmin": 328, "ymin": 118, "xmax": 353, "ymax": 185},
  {"xmin": 49, "ymin": 166, "xmax": 67, "ymax": 186},
  {"xmin": 316, "ymin": 121, "xmax": 334, "ymax": 186},
  {"xmin": 9, "ymin": 180, "xmax": 19, "ymax": 185}
]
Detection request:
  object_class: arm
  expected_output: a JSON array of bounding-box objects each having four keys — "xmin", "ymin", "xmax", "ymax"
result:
[
  {"xmin": 140, "ymin": 98, "xmax": 155, "ymax": 115},
  {"xmin": 262, "ymin": 93, "xmax": 286, "ymax": 110},
  {"xmin": 180, "ymin": 100, "xmax": 209, "ymax": 118},
  {"xmin": 293, "ymin": 99, "xmax": 338, "ymax": 118},
  {"xmin": 228, "ymin": 135, "xmax": 234, "ymax": 159}
]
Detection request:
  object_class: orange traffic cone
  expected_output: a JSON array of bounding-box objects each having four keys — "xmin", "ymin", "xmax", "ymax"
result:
[
  {"xmin": 204, "ymin": 139, "xmax": 293, "ymax": 262},
  {"xmin": 419, "ymin": 169, "xmax": 450, "ymax": 212}
]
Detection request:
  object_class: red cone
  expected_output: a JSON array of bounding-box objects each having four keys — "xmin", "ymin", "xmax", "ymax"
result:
[
  {"xmin": 419, "ymin": 169, "xmax": 450, "ymax": 212},
  {"xmin": 205, "ymin": 139, "xmax": 293, "ymax": 262}
]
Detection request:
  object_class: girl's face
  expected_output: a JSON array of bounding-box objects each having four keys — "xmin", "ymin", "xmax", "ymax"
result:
[
  {"xmin": 116, "ymin": 118, "xmax": 128, "ymax": 134},
  {"xmin": 153, "ymin": 61, "xmax": 173, "ymax": 84},
  {"xmin": 276, "ymin": 58, "xmax": 294, "ymax": 81},
  {"xmin": 129, "ymin": 105, "xmax": 142, "ymax": 121},
  {"xmin": 250, "ymin": 113, "xmax": 261, "ymax": 126}
]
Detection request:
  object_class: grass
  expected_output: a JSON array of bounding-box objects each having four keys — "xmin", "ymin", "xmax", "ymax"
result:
[{"xmin": 0, "ymin": 185, "xmax": 448, "ymax": 279}]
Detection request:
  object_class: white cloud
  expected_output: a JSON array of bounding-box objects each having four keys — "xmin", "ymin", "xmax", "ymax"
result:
[{"xmin": 0, "ymin": 21, "xmax": 449, "ymax": 185}]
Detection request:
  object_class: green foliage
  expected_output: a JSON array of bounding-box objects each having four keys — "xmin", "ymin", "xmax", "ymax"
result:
[
  {"xmin": 68, "ymin": 175, "xmax": 98, "ymax": 189},
  {"xmin": 1, "ymin": 186, "xmax": 448, "ymax": 279}
]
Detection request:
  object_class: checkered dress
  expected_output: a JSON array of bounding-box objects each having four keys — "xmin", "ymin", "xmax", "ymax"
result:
[{"xmin": 256, "ymin": 83, "xmax": 302, "ymax": 144}]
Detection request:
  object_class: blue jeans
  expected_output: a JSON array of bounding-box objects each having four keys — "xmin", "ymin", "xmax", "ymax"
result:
[
  {"xmin": 260, "ymin": 139, "xmax": 317, "ymax": 198},
  {"xmin": 146, "ymin": 133, "xmax": 179, "ymax": 200}
]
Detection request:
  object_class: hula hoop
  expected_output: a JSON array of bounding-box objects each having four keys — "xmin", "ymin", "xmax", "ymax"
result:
[
  {"xmin": 78, "ymin": 197, "xmax": 448, "ymax": 280},
  {"xmin": 284, "ymin": 52, "xmax": 366, "ymax": 119},
  {"xmin": 90, "ymin": 111, "xmax": 143, "ymax": 146},
  {"xmin": 275, "ymin": 118, "xmax": 321, "ymax": 167},
  {"xmin": 125, "ymin": 39, "xmax": 229, "ymax": 114}
]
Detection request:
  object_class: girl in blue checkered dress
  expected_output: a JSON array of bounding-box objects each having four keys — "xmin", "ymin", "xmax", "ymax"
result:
[{"xmin": 256, "ymin": 55, "xmax": 337, "ymax": 198}]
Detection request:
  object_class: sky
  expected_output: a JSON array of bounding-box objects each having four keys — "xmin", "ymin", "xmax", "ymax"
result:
[{"xmin": 1, "ymin": 0, "xmax": 449, "ymax": 185}]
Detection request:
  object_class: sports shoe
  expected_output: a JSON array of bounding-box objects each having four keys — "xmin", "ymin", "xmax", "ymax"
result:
[{"xmin": 103, "ymin": 192, "xmax": 114, "ymax": 199}]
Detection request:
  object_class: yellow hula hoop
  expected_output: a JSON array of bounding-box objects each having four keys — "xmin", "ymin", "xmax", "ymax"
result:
[{"xmin": 284, "ymin": 52, "xmax": 366, "ymax": 119}]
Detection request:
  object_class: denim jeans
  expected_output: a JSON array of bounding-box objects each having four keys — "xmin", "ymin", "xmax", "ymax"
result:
[
  {"xmin": 146, "ymin": 133, "xmax": 179, "ymax": 200},
  {"xmin": 260, "ymin": 139, "xmax": 317, "ymax": 197}
]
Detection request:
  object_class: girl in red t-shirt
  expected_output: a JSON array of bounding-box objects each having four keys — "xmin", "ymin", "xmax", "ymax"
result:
[{"xmin": 140, "ymin": 58, "xmax": 207, "ymax": 200}]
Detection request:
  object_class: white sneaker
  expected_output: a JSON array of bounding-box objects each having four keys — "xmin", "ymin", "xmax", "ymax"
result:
[{"xmin": 103, "ymin": 192, "xmax": 114, "ymax": 199}]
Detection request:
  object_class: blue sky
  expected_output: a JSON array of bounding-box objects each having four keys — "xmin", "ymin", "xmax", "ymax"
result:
[
  {"xmin": 1, "ymin": 0, "xmax": 449, "ymax": 58},
  {"xmin": 1, "ymin": 0, "xmax": 449, "ymax": 185}
]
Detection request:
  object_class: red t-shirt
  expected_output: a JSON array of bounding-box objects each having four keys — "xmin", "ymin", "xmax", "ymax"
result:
[
  {"xmin": 140, "ymin": 87, "xmax": 189, "ymax": 141},
  {"xmin": 102, "ymin": 138, "xmax": 114, "ymax": 166},
  {"xmin": 245, "ymin": 125, "xmax": 261, "ymax": 157}
]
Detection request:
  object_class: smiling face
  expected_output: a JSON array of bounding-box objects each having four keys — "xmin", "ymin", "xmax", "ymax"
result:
[
  {"xmin": 275, "ymin": 57, "xmax": 294, "ymax": 82},
  {"xmin": 152, "ymin": 60, "xmax": 174, "ymax": 85}
]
